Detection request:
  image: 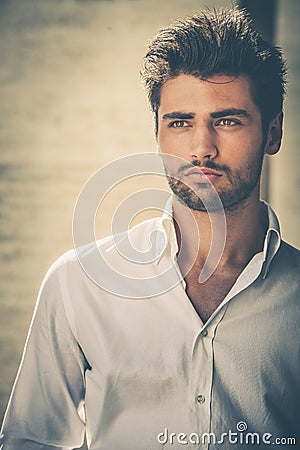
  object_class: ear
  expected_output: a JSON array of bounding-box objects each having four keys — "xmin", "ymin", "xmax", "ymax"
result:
[{"xmin": 265, "ymin": 111, "xmax": 283, "ymax": 155}]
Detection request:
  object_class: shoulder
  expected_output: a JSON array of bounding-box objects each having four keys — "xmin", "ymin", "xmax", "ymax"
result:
[
  {"xmin": 269, "ymin": 240, "xmax": 300, "ymax": 291},
  {"xmin": 44, "ymin": 217, "xmax": 161, "ymax": 282},
  {"xmin": 275, "ymin": 240, "xmax": 300, "ymax": 267}
]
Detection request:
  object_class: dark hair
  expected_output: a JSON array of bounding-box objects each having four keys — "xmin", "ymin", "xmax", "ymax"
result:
[{"xmin": 141, "ymin": 8, "xmax": 287, "ymax": 134}]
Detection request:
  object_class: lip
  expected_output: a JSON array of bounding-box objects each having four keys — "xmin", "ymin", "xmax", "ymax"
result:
[{"xmin": 185, "ymin": 166, "xmax": 222, "ymax": 183}]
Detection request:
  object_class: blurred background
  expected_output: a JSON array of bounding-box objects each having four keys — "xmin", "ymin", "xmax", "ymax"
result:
[{"xmin": 0, "ymin": 0, "xmax": 299, "ymax": 441}]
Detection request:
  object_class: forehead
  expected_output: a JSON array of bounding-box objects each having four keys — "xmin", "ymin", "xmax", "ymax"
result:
[{"xmin": 158, "ymin": 74, "xmax": 258, "ymax": 115}]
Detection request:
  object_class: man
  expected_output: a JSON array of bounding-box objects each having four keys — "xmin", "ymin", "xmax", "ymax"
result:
[{"xmin": 1, "ymin": 7, "xmax": 299, "ymax": 450}]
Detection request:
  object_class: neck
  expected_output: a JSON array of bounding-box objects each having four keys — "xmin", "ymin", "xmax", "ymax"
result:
[{"xmin": 172, "ymin": 189, "xmax": 268, "ymax": 272}]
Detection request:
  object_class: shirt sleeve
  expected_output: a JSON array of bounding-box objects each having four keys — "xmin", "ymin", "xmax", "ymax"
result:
[{"xmin": 0, "ymin": 257, "xmax": 89, "ymax": 449}]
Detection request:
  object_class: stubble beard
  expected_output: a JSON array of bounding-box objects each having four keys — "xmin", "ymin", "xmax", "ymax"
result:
[{"xmin": 165, "ymin": 153, "xmax": 264, "ymax": 213}]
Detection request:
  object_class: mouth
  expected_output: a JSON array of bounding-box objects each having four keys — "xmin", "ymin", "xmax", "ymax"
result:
[{"xmin": 184, "ymin": 166, "xmax": 222, "ymax": 183}]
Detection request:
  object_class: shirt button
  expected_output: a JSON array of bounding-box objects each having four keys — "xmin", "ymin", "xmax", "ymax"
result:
[
  {"xmin": 200, "ymin": 329, "xmax": 208, "ymax": 337},
  {"xmin": 196, "ymin": 394, "xmax": 205, "ymax": 404}
]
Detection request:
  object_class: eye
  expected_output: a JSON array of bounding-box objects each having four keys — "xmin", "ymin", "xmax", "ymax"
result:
[
  {"xmin": 216, "ymin": 118, "xmax": 240, "ymax": 127},
  {"xmin": 169, "ymin": 120, "xmax": 189, "ymax": 128}
]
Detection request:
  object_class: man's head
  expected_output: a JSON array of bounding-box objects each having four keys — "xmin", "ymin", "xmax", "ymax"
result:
[
  {"xmin": 141, "ymin": 8, "xmax": 287, "ymax": 137},
  {"xmin": 140, "ymin": 8, "xmax": 287, "ymax": 213}
]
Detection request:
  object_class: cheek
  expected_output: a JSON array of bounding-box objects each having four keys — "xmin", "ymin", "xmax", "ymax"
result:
[
  {"xmin": 158, "ymin": 130, "xmax": 187, "ymax": 155},
  {"xmin": 157, "ymin": 131, "xmax": 171, "ymax": 153},
  {"xmin": 223, "ymin": 132, "xmax": 263, "ymax": 165}
]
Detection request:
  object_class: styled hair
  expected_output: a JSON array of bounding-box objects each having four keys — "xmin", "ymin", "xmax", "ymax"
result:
[{"xmin": 141, "ymin": 8, "xmax": 287, "ymax": 134}]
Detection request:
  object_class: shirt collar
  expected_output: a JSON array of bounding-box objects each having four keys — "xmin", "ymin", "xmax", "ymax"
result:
[
  {"xmin": 261, "ymin": 200, "xmax": 281, "ymax": 279},
  {"xmin": 154, "ymin": 197, "xmax": 281, "ymax": 279},
  {"xmin": 154, "ymin": 196, "xmax": 178, "ymax": 265}
]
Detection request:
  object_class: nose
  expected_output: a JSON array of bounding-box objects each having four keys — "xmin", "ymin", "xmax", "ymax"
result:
[{"xmin": 190, "ymin": 125, "xmax": 218, "ymax": 161}]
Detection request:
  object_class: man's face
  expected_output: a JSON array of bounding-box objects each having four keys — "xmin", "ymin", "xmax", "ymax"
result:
[{"xmin": 157, "ymin": 74, "xmax": 266, "ymax": 212}]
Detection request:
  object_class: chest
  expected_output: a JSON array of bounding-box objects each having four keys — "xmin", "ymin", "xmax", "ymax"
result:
[{"xmin": 184, "ymin": 268, "xmax": 242, "ymax": 322}]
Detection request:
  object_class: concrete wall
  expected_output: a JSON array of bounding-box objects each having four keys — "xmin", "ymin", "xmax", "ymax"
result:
[{"xmin": 269, "ymin": 0, "xmax": 300, "ymax": 248}]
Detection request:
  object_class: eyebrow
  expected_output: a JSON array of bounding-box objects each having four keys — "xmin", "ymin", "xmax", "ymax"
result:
[
  {"xmin": 161, "ymin": 112, "xmax": 195, "ymax": 121},
  {"xmin": 210, "ymin": 108, "xmax": 250, "ymax": 119},
  {"xmin": 161, "ymin": 108, "xmax": 250, "ymax": 121}
]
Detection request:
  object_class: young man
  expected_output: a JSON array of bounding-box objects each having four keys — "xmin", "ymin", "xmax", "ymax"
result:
[{"xmin": 1, "ymin": 8, "xmax": 299, "ymax": 450}]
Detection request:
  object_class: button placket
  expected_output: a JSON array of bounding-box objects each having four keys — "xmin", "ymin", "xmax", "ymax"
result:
[{"xmin": 188, "ymin": 327, "xmax": 214, "ymax": 450}]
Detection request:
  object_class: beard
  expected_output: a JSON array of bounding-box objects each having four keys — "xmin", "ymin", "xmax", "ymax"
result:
[{"xmin": 165, "ymin": 153, "xmax": 264, "ymax": 212}]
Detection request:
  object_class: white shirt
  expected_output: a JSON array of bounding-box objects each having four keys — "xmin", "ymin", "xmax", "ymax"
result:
[{"xmin": 1, "ymin": 201, "xmax": 300, "ymax": 450}]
